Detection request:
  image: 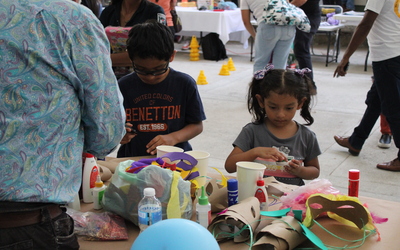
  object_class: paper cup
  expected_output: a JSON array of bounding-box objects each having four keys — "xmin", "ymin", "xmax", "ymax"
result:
[
  {"xmin": 185, "ymin": 150, "xmax": 210, "ymax": 187},
  {"xmin": 236, "ymin": 161, "xmax": 266, "ymax": 202},
  {"xmin": 156, "ymin": 145, "xmax": 184, "ymax": 157}
]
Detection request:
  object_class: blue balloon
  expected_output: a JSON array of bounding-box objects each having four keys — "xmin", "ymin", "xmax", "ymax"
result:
[{"xmin": 131, "ymin": 219, "xmax": 219, "ymax": 250}]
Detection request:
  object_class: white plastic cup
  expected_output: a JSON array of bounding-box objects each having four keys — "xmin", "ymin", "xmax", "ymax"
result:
[
  {"xmin": 236, "ymin": 161, "xmax": 266, "ymax": 202},
  {"xmin": 185, "ymin": 150, "xmax": 210, "ymax": 187},
  {"xmin": 156, "ymin": 145, "xmax": 184, "ymax": 157}
]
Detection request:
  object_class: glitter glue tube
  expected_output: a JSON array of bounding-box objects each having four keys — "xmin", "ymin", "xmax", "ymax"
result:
[{"xmin": 348, "ymin": 169, "xmax": 360, "ymax": 197}]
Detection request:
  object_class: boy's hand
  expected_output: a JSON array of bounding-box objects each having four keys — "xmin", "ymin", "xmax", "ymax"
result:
[
  {"xmin": 256, "ymin": 147, "xmax": 286, "ymax": 162},
  {"xmin": 146, "ymin": 134, "xmax": 175, "ymax": 155},
  {"xmin": 120, "ymin": 123, "xmax": 136, "ymax": 144},
  {"xmin": 284, "ymin": 159, "xmax": 303, "ymax": 175}
]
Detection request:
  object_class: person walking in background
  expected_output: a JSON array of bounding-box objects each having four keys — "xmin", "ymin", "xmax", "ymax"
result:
[
  {"xmin": 149, "ymin": 0, "xmax": 177, "ymax": 35},
  {"xmin": 117, "ymin": 20, "xmax": 206, "ymax": 157},
  {"xmin": 378, "ymin": 114, "xmax": 392, "ymax": 148},
  {"xmin": 291, "ymin": 0, "xmax": 320, "ymax": 94},
  {"xmin": 0, "ymin": 0, "xmax": 125, "ymax": 248},
  {"xmin": 248, "ymin": 0, "xmax": 310, "ymax": 72},
  {"xmin": 333, "ymin": 0, "xmax": 400, "ymax": 171},
  {"xmin": 225, "ymin": 66, "xmax": 321, "ymax": 185},
  {"xmin": 100, "ymin": 0, "xmax": 166, "ymax": 78}
]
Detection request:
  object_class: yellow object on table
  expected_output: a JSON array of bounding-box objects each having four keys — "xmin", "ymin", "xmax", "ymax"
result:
[{"xmin": 321, "ymin": 8, "xmax": 336, "ymax": 15}]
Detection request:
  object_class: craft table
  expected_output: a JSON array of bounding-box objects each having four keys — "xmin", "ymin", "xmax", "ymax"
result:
[
  {"xmin": 78, "ymin": 157, "xmax": 400, "ymax": 249},
  {"xmin": 175, "ymin": 7, "xmax": 250, "ymax": 46}
]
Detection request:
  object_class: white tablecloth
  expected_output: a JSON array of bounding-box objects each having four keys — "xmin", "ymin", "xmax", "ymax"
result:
[{"xmin": 175, "ymin": 7, "xmax": 250, "ymax": 47}]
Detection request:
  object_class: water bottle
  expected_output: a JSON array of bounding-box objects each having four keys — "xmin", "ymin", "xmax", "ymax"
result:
[{"xmin": 138, "ymin": 187, "xmax": 162, "ymax": 232}]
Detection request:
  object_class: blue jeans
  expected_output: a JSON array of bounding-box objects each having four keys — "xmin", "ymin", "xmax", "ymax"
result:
[
  {"xmin": 253, "ymin": 23, "xmax": 295, "ymax": 72},
  {"xmin": 0, "ymin": 204, "xmax": 79, "ymax": 250},
  {"xmin": 349, "ymin": 55, "xmax": 400, "ymax": 159}
]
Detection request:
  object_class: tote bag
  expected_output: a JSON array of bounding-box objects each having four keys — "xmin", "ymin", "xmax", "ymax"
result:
[{"xmin": 171, "ymin": 10, "xmax": 182, "ymax": 33}]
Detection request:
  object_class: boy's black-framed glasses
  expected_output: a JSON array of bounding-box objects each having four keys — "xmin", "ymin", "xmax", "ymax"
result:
[{"xmin": 133, "ymin": 62, "xmax": 169, "ymax": 76}]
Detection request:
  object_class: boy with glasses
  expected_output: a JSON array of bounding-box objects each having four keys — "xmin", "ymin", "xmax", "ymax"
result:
[{"xmin": 117, "ymin": 20, "xmax": 206, "ymax": 157}]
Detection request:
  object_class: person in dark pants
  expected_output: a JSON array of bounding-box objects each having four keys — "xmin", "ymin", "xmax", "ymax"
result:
[
  {"xmin": 333, "ymin": 0, "xmax": 400, "ymax": 171},
  {"xmin": 291, "ymin": 0, "xmax": 321, "ymax": 94}
]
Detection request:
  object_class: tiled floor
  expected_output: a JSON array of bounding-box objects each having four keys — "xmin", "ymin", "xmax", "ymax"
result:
[{"xmin": 110, "ymin": 40, "xmax": 399, "ymax": 203}]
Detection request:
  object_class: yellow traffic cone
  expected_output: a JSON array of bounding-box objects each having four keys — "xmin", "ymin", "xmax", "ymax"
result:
[
  {"xmin": 227, "ymin": 57, "xmax": 236, "ymax": 71},
  {"xmin": 189, "ymin": 36, "xmax": 200, "ymax": 61},
  {"xmin": 196, "ymin": 70, "xmax": 208, "ymax": 85},
  {"xmin": 219, "ymin": 64, "xmax": 230, "ymax": 76}
]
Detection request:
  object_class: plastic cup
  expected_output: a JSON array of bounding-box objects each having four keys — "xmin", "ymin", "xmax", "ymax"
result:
[
  {"xmin": 185, "ymin": 150, "xmax": 210, "ymax": 187},
  {"xmin": 236, "ymin": 161, "xmax": 266, "ymax": 202},
  {"xmin": 156, "ymin": 145, "xmax": 184, "ymax": 158}
]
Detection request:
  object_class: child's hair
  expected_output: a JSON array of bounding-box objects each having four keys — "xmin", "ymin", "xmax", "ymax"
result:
[
  {"xmin": 247, "ymin": 67, "xmax": 314, "ymax": 125},
  {"xmin": 126, "ymin": 20, "xmax": 174, "ymax": 62}
]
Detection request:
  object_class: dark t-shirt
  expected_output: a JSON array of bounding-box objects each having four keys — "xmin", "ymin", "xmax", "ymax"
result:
[
  {"xmin": 99, "ymin": 0, "xmax": 166, "ymax": 27},
  {"xmin": 117, "ymin": 68, "xmax": 206, "ymax": 157}
]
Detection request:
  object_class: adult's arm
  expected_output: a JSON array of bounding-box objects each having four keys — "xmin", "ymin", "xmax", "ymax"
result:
[
  {"xmin": 241, "ymin": 9, "xmax": 256, "ymax": 39},
  {"xmin": 334, "ymin": 10, "xmax": 378, "ymax": 77}
]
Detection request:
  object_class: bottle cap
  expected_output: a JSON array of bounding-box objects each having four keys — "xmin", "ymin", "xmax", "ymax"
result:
[
  {"xmin": 144, "ymin": 187, "xmax": 156, "ymax": 196},
  {"xmin": 257, "ymin": 179, "xmax": 265, "ymax": 186},
  {"xmin": 348, "ymin": 169, "xmax": 360, "ymax": 180},
  {"xmin": 95, "ymin": 174, "xmax": 103, "ymax": 188},
  {"xmin": 227, "ymin": 179, "xmax": 238, "ymax": 190},
  {"xmin": 198, "ymin": 186, "xmax": 209, "ymax": 205},
  {"xmin": 85, "ymin": 153, "xmax": 94, "ymax": 158}
]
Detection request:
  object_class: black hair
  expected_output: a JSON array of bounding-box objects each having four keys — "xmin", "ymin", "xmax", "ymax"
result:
[
  {"xmin": 247, "ymin": 69, "xmax": 314, "ymax": 125},
  {"xmin": 126, "ymin": 20, "xmax": 174, "ymax": 61}
]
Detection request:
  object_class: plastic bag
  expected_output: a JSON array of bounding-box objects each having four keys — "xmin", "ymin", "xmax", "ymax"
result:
[
  {"xmin": 280, "ymin": 179, "xmax": 340, "ymax": 218},
  {"xmin": 102, "ymin": 160, "xmax": 192, "ymax": 226},
  {"xmin": 67, "ymin": 208, "xmax": 128, "ymax": 241}
]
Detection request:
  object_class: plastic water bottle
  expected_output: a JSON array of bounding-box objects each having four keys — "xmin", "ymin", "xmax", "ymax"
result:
[{"xmin": 138, "ymin": 187, "xmax": 162, "ymax": 232}]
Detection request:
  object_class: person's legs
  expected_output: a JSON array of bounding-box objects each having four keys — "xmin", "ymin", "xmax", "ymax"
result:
[
  {"xmin": 253, "ymin": 23, "xmax": 278, "ymax": 72},
  {"xmin": 374, "ymin": 56, "xmax": 400, "ymax": 163},
  {"xmin": 293, "ymin": 30, "xmax": 314, "ymax": 79},
  {"xmin": 348, "ymin": 81, "xmax": 381, "ymax": 149},
  {"xmin": 380, "ymin": 114, "xmax": 391, "ymax": 134},
  {"xmin": 272, "ymin": 26, "xmax": 296, "ymax": 69},
  {"xmin": 378, "ymin": 114, "xmax": 392, "ymax": 148}
]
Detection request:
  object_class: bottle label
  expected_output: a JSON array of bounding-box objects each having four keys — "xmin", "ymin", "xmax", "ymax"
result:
[
  {"xmin": 255, "ymin": 189, "xmax": 266, "ymax": 202},
  {"xmin": 138, "ymin": 205, "xmax": 162, "ymax": 226},
  {"xmin": 228, "ymin": 190, "xmax": 238, "ymax": 207},
  {"xmin": 89, "ymin": 167, "xmax": 99, "ymax": 189}
]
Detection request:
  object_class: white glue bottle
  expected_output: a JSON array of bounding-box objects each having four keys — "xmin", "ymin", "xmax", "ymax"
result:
[
  {"xmin": 93, "ymin": 173, "xmax": 107, "ymax": 210},
  {"xmin": 82, "ymin": 153, "xmax": 100, "ymax": 203},
  {"xmin": 254, "ymin": 173, "xmax": 268, "ymax": 211},
  {"xmin": 196, "ymin": 185, "xmax": 211, "ymax": 228}
]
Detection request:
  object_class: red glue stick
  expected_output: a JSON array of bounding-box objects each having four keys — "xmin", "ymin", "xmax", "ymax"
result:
[{"xmin": 348, "ymin": 169, "xmax": 360, "ymax": 197}]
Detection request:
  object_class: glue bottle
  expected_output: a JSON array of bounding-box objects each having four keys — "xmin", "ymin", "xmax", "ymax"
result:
[
  {"xmin": 82, "ymin": 153, "xmax": 100, "ymax": 203},
  {"xmin": 348, "ymin": 169, "xmax": 360, "ymax": 197},
  {"xmin": 93, "ymin": 173, "xmax": 107, "ymax": 210},
  {"xmin": 227, "ymin": 179, "xmax": 238, "ymax": 207},
  {"xmin": 254, "ymin": 174, "xmax": 268, "ymax": 211},
  {"xmin": 196, "ymin": 185, "xmax": 211, "ymax": 228}
]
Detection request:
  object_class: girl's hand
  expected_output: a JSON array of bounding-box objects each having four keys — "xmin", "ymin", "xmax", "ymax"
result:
[
  {"xmin": 256, "ymin": 147, "xmax": 287, "ymax": 162},
  {"xmin": 284, "ymin": 159, "xmax": 303, "ymax": 176}
]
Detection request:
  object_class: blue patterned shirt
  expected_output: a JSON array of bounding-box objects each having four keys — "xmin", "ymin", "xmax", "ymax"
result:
[{"xmin": 0, "ymin": 0, "xmax": 126, "ymax": 204}]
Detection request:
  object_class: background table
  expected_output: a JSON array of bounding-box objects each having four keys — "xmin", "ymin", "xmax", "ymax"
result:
[{"xmin": 175, "ymin": 7, "xmax": 250, "ymax": 46}]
